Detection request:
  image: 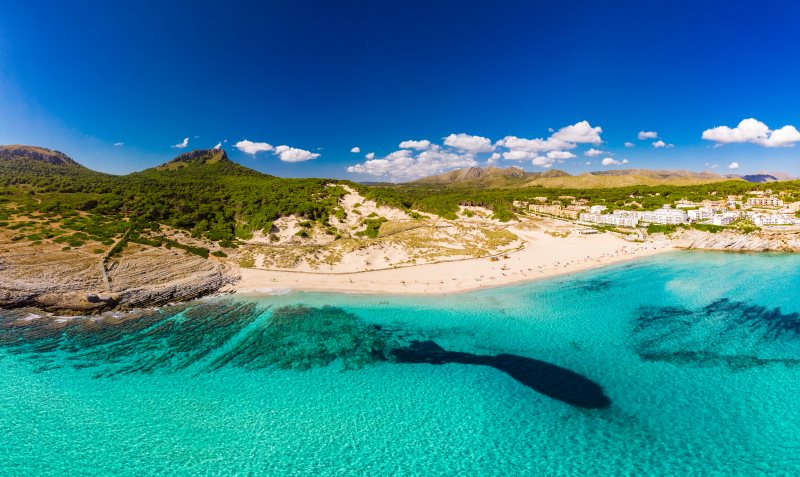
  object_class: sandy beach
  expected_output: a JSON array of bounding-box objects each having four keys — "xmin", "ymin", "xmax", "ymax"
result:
[{"xmin": 235, "ymin": 227, "xmax": 674, "ymax": 295}]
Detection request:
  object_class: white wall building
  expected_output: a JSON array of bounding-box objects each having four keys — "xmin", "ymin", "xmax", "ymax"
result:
[
  {"xmin": 747, "ymin": 197, "xmax": 784, "ymax": 207},
  {"xmin": 751, "ymin": 214, "xmax": 791, "ymax": 226},
  {"xmin": 579, "ymin": 213, "xmax": 639, "ymax": 227},
  {"xmin": 589, "ymin": 205, "xmax": 608, "ymax": 214},
  {"xmin": 636, "ymin": 207, "xmax": 689, "ymax": 225},
  {"xmin": 688, "ymin": 208, "xmax": 714, "ymax": 221},
  {"xmin": 711, "ymin": 213, "xmax": 738, "ymax": 226}
]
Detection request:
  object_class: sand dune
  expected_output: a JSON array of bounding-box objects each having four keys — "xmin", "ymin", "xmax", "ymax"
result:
[{"xmin": 235, "ymin": 226, "xmax": 673, "ymax": 295}]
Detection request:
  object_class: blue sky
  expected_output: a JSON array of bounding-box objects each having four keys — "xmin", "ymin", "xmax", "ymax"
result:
[{"xmin": 1, "ymin": 0, "xmax": 799, "ymax": 180}]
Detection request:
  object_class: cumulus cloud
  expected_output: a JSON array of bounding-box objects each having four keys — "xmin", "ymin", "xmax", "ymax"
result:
[
  {"xmin": 346, "ymin": 121, "xmax": 601, "ymax": 180},
  {"xmin": 519, "ymin": 150, "xmax": 577, "ymax": 168},
  {"xmin": 531, "ymin": 156, "xmax": 556, "ymax": 168},
  {"xmin": 702, "ymin": 118, "xmax": 800, "ymax": 147},
  {"xmin": 624, "ymin": 141, "xmax": 635, "ymax": 148},
  {"xmin": 399, "ymin": 139, "xmax": 432, "ymax": 150},
  {"xmin": 652, "ymin": 140, "xmax": 674, "ymax": 148},
  {"xmin": 601, "ymin": 157, "xmax": 629, "ymax": 166},
  {"xmin": 498, "ymin": 120, "xmax": 603, "ymax": 158},
  {"xmin": 728, "ymin": 162, "xmax": 740, "ymax": 170},
  {"xmin": 213, "ymin": 142, "xmax": 222, "ymax": 150},
  {"xmin": 638, "ymin": 131, "xmax": 658, "ymax": 140},
  {"xmin": 347, "ymin": 148, "xmax": 477, "ymax": 181},
  {"xmin": 584, "ymin": 148, "xmax": 605, "ymax": 157},
  {"xmin": 350, "ymin": 146, "xmax": 361, "ymax": 153},
  {"xmin": 547, "ymin": 150, "xmax": 576, "ymax": 160},
  {"xmin": 235, "ymin": 140, "xmax": 274, "ymax": 155},
  {"xmin": 365, "ymin": 152, "xmax": 375, "ymax": 160},
  {"xmin": 274, "ymin": 145, "xmax": 320, "ymax": 162},
  {"xmin": 113, "ymin": 142, "xmax": 124, "ymax": 147},
  {"xmin": 443, "ymin": 133, "xmax": 495, "ymax": 153},
  {"xmin": 171, "ymin": 137, "xmax": 189, "ymax": 149},
  {"xmin": 551, "ymin": 120, "xmax": 603, "ymax": 144}
]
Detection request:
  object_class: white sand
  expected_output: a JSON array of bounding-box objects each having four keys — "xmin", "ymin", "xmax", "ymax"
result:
[{"xmin": 235, "ymin": 226, "xmax": 673, "ymax": 296}]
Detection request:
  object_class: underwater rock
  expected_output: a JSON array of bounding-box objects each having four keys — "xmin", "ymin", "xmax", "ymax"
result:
[
  {"xmin": 0, "ymin": 301, "xmax": 611, "ymax": 409},
  {"xmin": 632, "ymin": 298, "xmax": 800, "ymax": 369},
  {"xmin": 392, "ymin": 340, "xmax": 611, "ymax": 410}
]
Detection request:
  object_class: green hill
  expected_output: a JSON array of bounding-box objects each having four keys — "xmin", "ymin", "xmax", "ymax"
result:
[{"xmin": 0, "ymin": 146, "xmax": 346, "ymax": 244}]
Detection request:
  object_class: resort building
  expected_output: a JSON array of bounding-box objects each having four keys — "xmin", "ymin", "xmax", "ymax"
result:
[
  {"xmin": 750, "ymin": 213, "xmax": 792, "ymax": 226},
  {"xmin": 636, "ymin": 207, "xmax": 689, "ymax": 225},
  {"xmin": 711, "ymin": 213, "xmax": 739, "ymax": 226},
  {"xmin": 529, "ymin": 204, "xmax": 581, "ymax": 220},
  {"xmin": 688, "ymin": 208, "xmax": 715, "ymax": 221},
  {"xmin": 579, "ymin": 212, "xmax": 639, "ymax": 227},
  {"xmin": 747, "ymin": 196, "xmax": 784, "ymax": 207}
]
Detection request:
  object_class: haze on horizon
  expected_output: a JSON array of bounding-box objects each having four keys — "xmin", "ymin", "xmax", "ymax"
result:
[{"xmin": 1, "ymin": 0, "xmax": 799, "ymax": 180}]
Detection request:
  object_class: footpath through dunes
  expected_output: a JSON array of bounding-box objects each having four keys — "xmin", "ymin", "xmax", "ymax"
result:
[
  {"xmin": 0, "ymin": 300, "xmax": 610, "ymax": 409},
  {"xmin": 237, "ymin": 185, "xmax": 525, "ymax": 272}
]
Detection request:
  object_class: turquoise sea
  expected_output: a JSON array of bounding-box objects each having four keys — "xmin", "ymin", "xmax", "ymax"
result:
[{"xmin": 2, "ymin": 251, "xmax": 800, "ymax": 476}]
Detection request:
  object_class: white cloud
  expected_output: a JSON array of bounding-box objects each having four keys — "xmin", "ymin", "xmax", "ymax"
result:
[
  {"xmin": 213, "ymin": 142, "xmax": 222, "ymax": 150},
  {"xmin": 171, "ymin": 137, "xmax": 189, "ymax": 149},
  {"xmin": 399, "ymin": 139, "xmax": 432, "ymax": 150},
  {"xmin": 624, "ymin": 141, "xmax": 635, "ymax": 148},
  {"xmin": 235, "ymin": 140, "xmax": 273, "ymax": 155},
  {"xmin": 652, "ymin": 140, "xmax": 674, "ymax": 148},
  {"xmin": 585, "ymin": 161, "xmax": 592, "ymax": 166},
  {"xmin": 531, "ymin": 156, "xmax": 556, "ymax": 168},
  {"xmin": 704, "ymin": 162, "xmax": 719, "ymax": 169},
  {"xmin": 638, "ymin": 131, "xmax": 658, "ymax": 140},
  {"xmin": 584, "ymin": 148, "xmax": 605, "ymax": 157},
  {"xmin": 274, "ymin": 145, "xmax": 320, "ymax": 162},
  {"xmin": 443, "ymin": 133, "xmax": 495, "ymax": 153},
  {"xmin": 702, "ymin": 118, "xmax": 800, "ymax": 147},
  {"xmin": 502, "ymin": 150, "xmax": 537, "ymax": 161},
  {"xmin": 350, "ymin": 146, "xmax": 361, "ymax": 153},
  {"xmin": 728, "ymin": 162, "xmax": 740, "ymax": 170},
  {"xmin": 521, "ymin": 150, "xmax": 577, "ymax": 168},
  {"xmin": 113, "ymin": 142, "xmax": 124, "ymax": 147},
  {"xmin": 547, "ymin": 150, "xmax": 576, "ymax": 159},
  {"xmin": 365, "ymin": 152, "xmax": 375, "ymax": 159},
  {"xmin": 601, "ymin": 157, "xmax": 629, "ymax": 166},
  {"xmin": 551, "ymin": 120, "xmax": 603, "ymax": 144},
  {"xmin": 347, "ymin": 148, "xmax": 477, "ymax": 181},
  {"xmin": 487, "ymin": 152, "xmax": 501, "ymax": 164},
  {"xmin": 498, "ymin": 120, "xmax": 603, "ymax": 159},
  {"xmin": 504, "ymin": 149, "xmax": 574, "ymax": 164}
]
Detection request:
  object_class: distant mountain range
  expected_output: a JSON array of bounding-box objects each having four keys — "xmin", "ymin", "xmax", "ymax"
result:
[{"xmin": 411, "ymin": 166, "xmax": 747, "ymax": 188}]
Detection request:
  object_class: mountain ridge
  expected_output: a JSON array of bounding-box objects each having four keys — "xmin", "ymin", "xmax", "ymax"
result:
[{"xmin": 410, "ymin": 166, "xmax": 738, "ymax": 188}]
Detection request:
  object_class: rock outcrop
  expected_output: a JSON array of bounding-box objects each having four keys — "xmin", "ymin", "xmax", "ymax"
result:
[
  {"xmin": 671, "ymin": 229, "xmax": 800, "ymax": 252},
  {"xmin": 0, "ymin": 244, "xmax": 238, "ymax": 314}
]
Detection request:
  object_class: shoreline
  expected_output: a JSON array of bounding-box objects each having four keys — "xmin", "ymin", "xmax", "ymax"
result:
[{"xmin": 234, "ymin": 229, "xmax": 675, "ymax": 296}]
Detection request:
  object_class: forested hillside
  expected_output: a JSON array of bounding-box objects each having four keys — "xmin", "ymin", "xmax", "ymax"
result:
[{"xmin": 0, "ymin": 146, "xmax": 348, "ymax": 245}]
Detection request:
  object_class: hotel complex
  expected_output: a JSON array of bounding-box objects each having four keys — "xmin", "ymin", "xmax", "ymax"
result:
[{"xmin": 521, "ymin": 191, "xmax": 800, "ymax": 230}]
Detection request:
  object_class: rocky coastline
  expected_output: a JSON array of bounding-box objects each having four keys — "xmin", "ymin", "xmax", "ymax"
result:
[{"xmin": 670, "ymin": 229, "xmax": 800, "ymax": 252}]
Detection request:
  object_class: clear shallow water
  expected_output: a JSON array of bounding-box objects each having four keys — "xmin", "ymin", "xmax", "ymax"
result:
[{"xmin": 2, "ymin": 251, "xmax": 800, "ymax": 475}]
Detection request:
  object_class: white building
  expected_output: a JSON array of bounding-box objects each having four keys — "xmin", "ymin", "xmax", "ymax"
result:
[
  {"xmin": 688, "ymin": 208, "xmax": 714, "ymax": 222},
  {"xmin": 751, "ymin": 214, "xmax": 791, "ymax": 226},
  {"xmin": 636, "ymin": 207, "xmax": 689, "ymax": 225},
  {"xmin": 579, "ymin": 213, "xmax": 639, "ymax": 227},
  {"xmin": 711, "ymin": 213, "xmax": 738, "ymax": 226},
  {"xmin": 589, "ymin": 205, "xmax": 608, "ymax": 214},
  {"xmin": 747, "ymin": 196, "xmax": 784, "ymax": 207}
]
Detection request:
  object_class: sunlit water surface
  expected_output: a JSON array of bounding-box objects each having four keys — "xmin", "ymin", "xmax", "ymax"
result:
[{"xmin": 2, "ymin": 251, "xmax": 800, "ymax": 476}]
